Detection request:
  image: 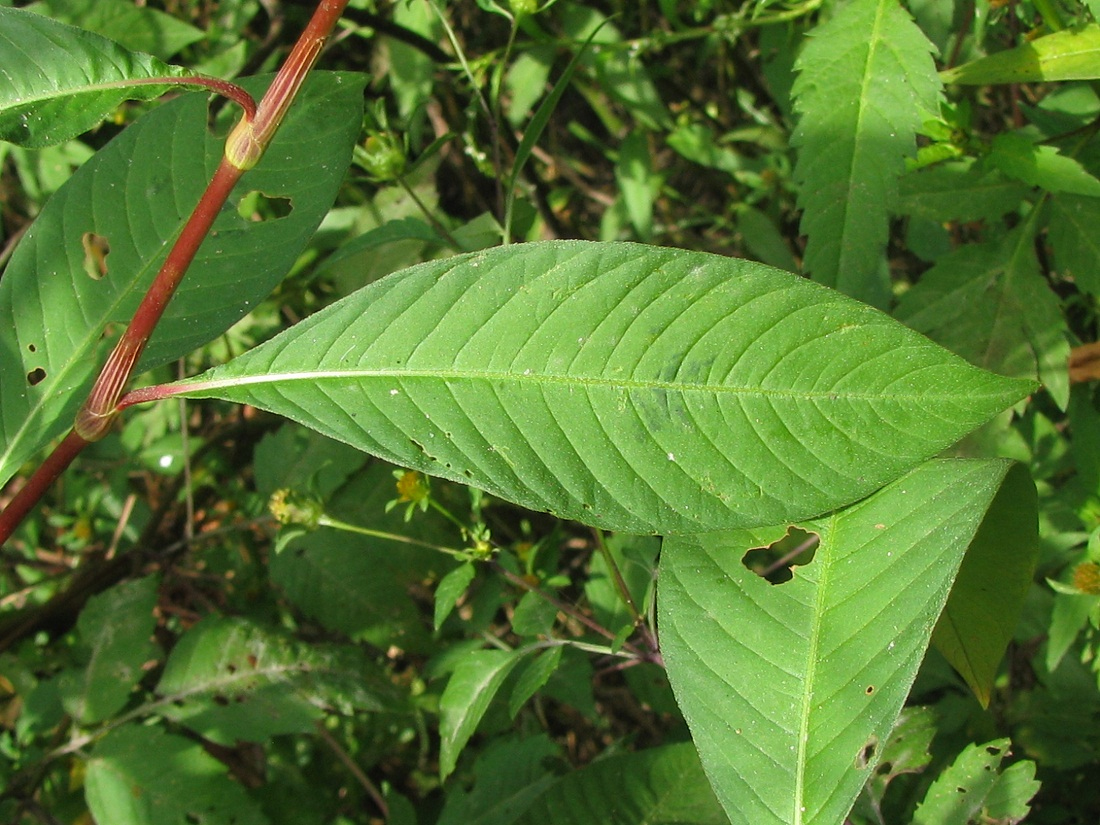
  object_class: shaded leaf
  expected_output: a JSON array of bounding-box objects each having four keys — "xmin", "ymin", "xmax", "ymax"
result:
[
  {"xmin": 659, "ymin": 458, "xmax": 1019, "ymax": 825},
  {"xmin": 84, "ymin": 725, "xmax": 267, "ymax": 825},
  {"xmin": 942, "ymin": 24, "xmax": 1100, "ymax": 85},
  {"xmin": 1049, "ymin": 193, "xmax": 1100, "ymax": 295},
  {"xmin": 894, "ymin": 227, "xmax": 1067, "ymax": 408},
  {"xmin": 437, "ymin": 734, "xmax": 562, "ymax": 825},
  {"xmin": 271, "ymin": 463, "xmax": 456, "ymax": 653},
  {"xmin": 0, "ymin": 7, "xmax": 192, "ymax": 148},
  {"xmin": 435, "ymin": 562, "xmax": 477, "ymax": 631},
  {"xmin": 58, "ymin": 576, "xmax": 159, "ymax": 724},
  {"xmin": 512, "ymin": 742, "xmax": 728, "ymax": 825},
  {"xmin": 913, "ymin": 739, "xmax": 1039, "ymax": 825},
  {"xmin": 792, "ymin": 0, "xmax": 941, "ymax": 305},
  {"xmin": 853, "ymin": 706, "xmax": 938, "ymax": 822},
  {"xmin": 156, "ymin": 616, "xmax": 392, "ymax": 745},
  {"xmin": 932, "ymin": 463, "xmax": 1038, "ymax": 707},
  {"xmin": 989, "ymin": 132, "xmax": 1100, "ymax": 197},
  {"xmin": 896, "ymin": 160, "xmax": 1030, "ymax": 222},
  {"xmin": 509, "ymin": 646, "xmax": 563, "ymax": 718},
  {"xmin": 164, "ymin": 241, "xmax": 1033, "ymax": 536},
  {"xmin": 439, "ymin": 649, "xmax": 526, "ymax": 780},
  {"xmin": 0, "ymin": 72, "xmax": 363, "ymax": 488}
]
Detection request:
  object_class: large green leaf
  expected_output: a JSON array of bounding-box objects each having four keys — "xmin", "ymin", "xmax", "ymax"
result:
[
  {"xmin": 0, "ymin": 72, "xmax": 363, "ymax": 488},
  {"xmin": 0, "ymin": 7, "xmax": 193, "ymax": 147},
  {"xmin": 658, "ymin": 458, "xmax": 1019, "ymax": 825},
  {"xmin": 84, "ymin": 725, "xmax": 267, "ymax": 825},
  {"xmin": 512, "ymin": 742, "xmax": 728, "ymax": 825},
  {"xmin": 57, "ymin": 576, "xmax": 159, "ymax": 725},
  {"xmin": 161, "ymin": 241, "xmax": 1033, "ymax": 535},
  {"xmin": 792, "ymin": 0, "xmax": 941, "ymax": 306},
  {"xmin": 155, "ymin": 616, "xmax": 393, "ymax": 745}
]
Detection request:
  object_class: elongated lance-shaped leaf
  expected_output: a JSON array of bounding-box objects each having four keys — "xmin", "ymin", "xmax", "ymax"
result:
[
  {"xmin": 942, "ymin": 23, "xmax": 1100, "ymax": 85},
  {"xmin": 792, "ymin": 0, "xmax": 941, "ymax": 306},
  {"xmin": 659, "ymin": 458, "xmax": 1020, "ymax": 825},
  {"xmin": 160, "ymin": 241, "xmax": 1034, "ymax": 535},
  {"xmin": 0, "ymin": 7, "xmax": 195, "ymax": 148},
  {"xmin": 0, "ymin": 72, "xmax": 363, "ymax": 488}
]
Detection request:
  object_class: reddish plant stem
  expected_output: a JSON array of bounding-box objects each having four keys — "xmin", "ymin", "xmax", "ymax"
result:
[
  {"xmin": 0, "ymin": 0, "xmax": 351, "ymax": 547},
  {"xmin": 0, "ymin": 431, "xmax": 88, "ymax": 545},
  {"xmin": 124, "ymin": 75, "xmax": 258, "ymax": 120}
]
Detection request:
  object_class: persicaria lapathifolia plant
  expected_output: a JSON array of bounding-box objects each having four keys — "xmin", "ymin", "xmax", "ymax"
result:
[{"xmin": 10, "ymin": 1, "xmax": 1100, "ymax": 823}]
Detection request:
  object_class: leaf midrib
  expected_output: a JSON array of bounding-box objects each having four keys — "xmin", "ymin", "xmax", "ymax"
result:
[{"xmin": 180, "ymin": 366, "xmax": 987, "ymax": 403}]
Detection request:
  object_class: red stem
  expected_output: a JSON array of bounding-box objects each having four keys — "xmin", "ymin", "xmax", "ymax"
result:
[
  {"xmin": 0, "ymin": 0, "xmax": 351, "ymax": 547},
  {"xmin": 0, "ymin": 432, "xmax": 89, "ymax": 544}
]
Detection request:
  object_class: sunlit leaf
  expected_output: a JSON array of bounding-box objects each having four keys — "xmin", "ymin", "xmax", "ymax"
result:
[
  {"xmin": 160, "ymin": 241, "xmax": 1033, "ymax": 535},
  {"xmin": 659, "ymin": 458, "xmax": 1019, "ymax": 825},
  {"xmin": 0, "ymin": 72, "xmax": 363, "ymax": 488},
  {"xmin": 942, "ymin": 24, "xmax": 1100, "ymax": 85},
  {"xmin": 0, "ymin": 7, "xmax": 193, "ymax": 148},
  {"xmin": 792, "ymin": 0, "xmax": 941, "ymax": 305}
]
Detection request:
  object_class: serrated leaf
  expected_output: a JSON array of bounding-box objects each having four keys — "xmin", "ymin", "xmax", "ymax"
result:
[
  {"xmin": 989, "ymin": 132, "xmax": 1100, "ymax": 197},
  {"xmin": 512, "ymin": 742, "xmax": 728, "ymax": 825},
  {"xmin": 913, "ymin": 739, "xmax": 1039, "ymax": 825},
  {"xmin": 439, "ymin": 649, "xmax": 527, "ymax": 780},
  {"xmin": 162, "ymin": 241, "xmax": 1033, "ymax": 535},
  {"xmin": 58, "ymin": 576, "xmax": 159, "ymax": 725},
  {"xmin": 0, "ymin": 72, "xmax": 363, "ymax": 488},
  {"xmin": 894, "ymin": 227, "xmax": 1069, "ymax": 408},
  {"xmin": 932, "ymin": 463, "xmax": 1038, "ymax": 707},
  {"xmin": 0, "ymin": 7, "xmax": 193, "ymax": 148},
  {"xmin": 659, "ymin": 458, "xmax": 1018, "ymax": 825},
  {"xmin": 896, "ymin": 160, "xmax": 1030, "ymax": 222},
  {"xmin": 24, "ymin": 0, "xmax": 204, "ymax": 60},
  {"xmin": 853, "ymin": 706, "xmax": 937, "ymax": 822},
  {"xmin": 942, "ymin": 24, "xmax": 1100, "ymax": 85},
  {"xmin": 84, "ymin": 725, "xmax": 268, "ymax": 825},
  {"xmin": 435, "ymin": 562, "xmax": 477, "ymax": 631},
  {"xmin": 156, "ymin": 616, "xmax": 392, "ymax": 745},
  {"xmin": 792, "ymin": 0, "xmax": 941, "ymax": 305},
  {"xmin": 1049, "ymin": 194, "xmax": 1100, "ymax": 294}
]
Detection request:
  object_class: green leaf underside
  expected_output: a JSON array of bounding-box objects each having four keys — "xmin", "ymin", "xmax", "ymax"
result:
[
  {"xmin": 0, "ymin": 72, "xmax": 363, "ymax": 488},
  {"xmin": 659, "ymin": 458, "xmax": 1016, "ymax": 825},
  {"xmin": 942, "ymin": 24, "xmax": 1100, "ymax": 85},
  {"xmin": 170, "ymin": 241, "xmax": 1032, "ymax": 535},
  {"xmin": 792, "ymin": 0, "xmax": 941, "ymax": 305},
  {"xmin": 0, "ymin": 7, "xmax": 193, "ymax": 148},
  {"xmin": 513, "ymin": 742, "xmax": 728, "ymax": 825}
]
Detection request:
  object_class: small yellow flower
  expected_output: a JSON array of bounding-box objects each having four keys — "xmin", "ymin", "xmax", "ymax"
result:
[
  {"xmin": 395, "ymin": 470, "xmax": 430, "ymax": 505},
  {"xmin": 1073, "ymin": 562, "xmax": 1100, "ymax": 596}
]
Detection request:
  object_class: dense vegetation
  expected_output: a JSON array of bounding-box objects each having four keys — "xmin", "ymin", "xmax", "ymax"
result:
[{"xmin": 1, "ymin": 1, "xmax": 1099, "ymax": 823}]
